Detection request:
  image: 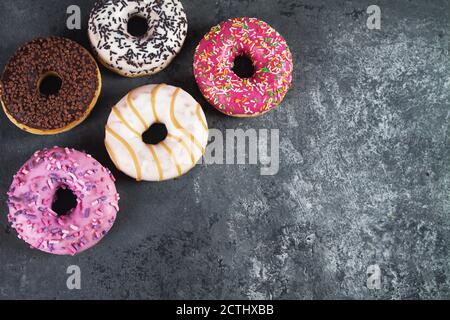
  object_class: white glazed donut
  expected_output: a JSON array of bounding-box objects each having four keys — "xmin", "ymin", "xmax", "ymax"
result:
[
  {"xmin": 88, "ymin": 0, "xmax": 188, "ymax": 77},
  {"xmin": 105, "ymin": 84, "xmax": 209, "ymax": 181}
]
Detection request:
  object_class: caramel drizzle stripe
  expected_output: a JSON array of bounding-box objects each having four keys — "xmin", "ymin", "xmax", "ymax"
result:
[
  {"xmin": 105, "ymin": 140, "xmax": 120, "ymax": 171},
  {"xmin": 146, "ymin": 144, "xmax": 164, "ymax": 181},
  {"xmin": 112, "ymin": 107, "xmax": 141, "ymax": 138},
  {"xmin": 170, "ymin": 88, "xmax": 205, "ymax": 154},
  {"xmin": 127, "ymin": 92, "xmax": 148, "ymax": 129},
  {"xmin": 196, "ymin": 104, "xmax": 208, "ymax": 132},
  {"xmin": 167, "ymin": 133, "xmax": 196, "ymax": 166},
  {"xmin": 151, "ymin": 84, "xmax": 165, "ymax": 124},
  {"xmin": 106, "ymin": 125, "xmax": 142, "ymax": 181},
  {"xmin": 160, "ymin": 141, "xmax": 182, "ymax": 176}
]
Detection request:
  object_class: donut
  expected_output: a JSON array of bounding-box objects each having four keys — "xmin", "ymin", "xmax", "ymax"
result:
[
  {"xmin": 88, "ymin": 0, "xmax": 188, "ymax": 77},
  {"xmin": 0, "ymin": 37, "xmax": 101, "ymax": 135},
  {"xmin": 105, "ymin": 84, "xmax": 208, "ymax": 181},
  {"xmin": 7, "ymin": 147, "xmax": 119, "ymax": 256},
  {"xmin": 194, "ymin": 17, "xmax": 293, "ymax": 117}
]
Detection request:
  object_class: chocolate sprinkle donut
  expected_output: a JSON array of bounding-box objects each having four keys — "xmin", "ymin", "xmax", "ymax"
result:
[
  {"xmin": 88, "ymin": 0, "xmax": 188, "ymax": 77},
  {"xmin": 0, "ymin": 37, "xmax": 100, "ymax": 133}
]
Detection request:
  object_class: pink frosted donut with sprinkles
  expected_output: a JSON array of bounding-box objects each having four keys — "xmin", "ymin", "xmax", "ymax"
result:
[
  {"xmin": 7, "ymin": 147, "xmax": 119, "ymax": 256},
  {"xmin": 194, "ymin": 17, "xmax": 293, "ymax": 117}
]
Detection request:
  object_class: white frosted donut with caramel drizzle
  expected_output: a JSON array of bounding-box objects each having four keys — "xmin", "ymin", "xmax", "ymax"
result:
[{"xmin": 105, "ymin": 84, "xmax": 209, "ymax": 181}]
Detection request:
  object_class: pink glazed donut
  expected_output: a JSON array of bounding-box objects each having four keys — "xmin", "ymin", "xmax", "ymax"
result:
[
  {"xmin": 194, "ymin": 17, "xmax": 293, "ymax": 117},
  {"xmin": 7, "ymin": 147, "xmax": 120, "ymax": 256}
]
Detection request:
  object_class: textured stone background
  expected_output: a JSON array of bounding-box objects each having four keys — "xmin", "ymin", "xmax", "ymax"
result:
[{"xmin": 0, "ymin": 0, "xmax": 449, "ymax": 300}]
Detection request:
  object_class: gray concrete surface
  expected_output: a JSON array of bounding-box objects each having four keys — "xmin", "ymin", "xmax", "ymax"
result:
[{"xmin": 0, "ymin": 0, "xmax": 449, "ymax": 299}]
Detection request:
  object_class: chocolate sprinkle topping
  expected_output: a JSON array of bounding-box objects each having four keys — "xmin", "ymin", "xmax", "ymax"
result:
[
  {"xmin": 88, "ymin": 0, "xmax": 188, "ymax": 76},
  {"xmin": 0, "ymin": 37, "xmax": 99, "ymax": 131}
]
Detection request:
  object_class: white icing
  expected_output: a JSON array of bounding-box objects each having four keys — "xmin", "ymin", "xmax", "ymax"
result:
[
  {"xmin": 88, "ymin": 0, "xmax": 188, "ymax": 77},
  {"xmin": 105, "ymin": 84, "xmax": 209, "ymax": 181}
]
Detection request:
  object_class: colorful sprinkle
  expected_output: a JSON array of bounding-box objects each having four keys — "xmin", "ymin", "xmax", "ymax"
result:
[
  {"xmin": 6, "ymin": 147, "xmax": 119, "ymax": 256},
  {"xmin": 194, "ymin": 17, "xmax": 293, "ymax": 117}
]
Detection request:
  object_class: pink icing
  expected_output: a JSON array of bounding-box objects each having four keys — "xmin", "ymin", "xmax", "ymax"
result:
[
  {"xmin": 7, "ymin": 147, "xmax": 119, "ymax": 256},
  {"xmin": 194, "ymin": 17, "xmax": 293, "ymax": 116}
]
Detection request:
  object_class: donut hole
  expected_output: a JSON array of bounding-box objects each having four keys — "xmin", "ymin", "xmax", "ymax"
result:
[
  {"xmin": 143, "ymin": 123, "xmax": 168, "ymax": 145},
  {"xmin": 233, "ymin": 54, "xmax": 255, "ymax": 79},
  {"xmin": 38, "ymin": 72, "xmax": 62, "ymax": 97},
  {"xmin": 127, "ymin": 15, "xmax": 149, "ymax": 38},
  {"xmin": 52, "ymin": 187, "xmax": 78, "ymax": 217}
]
